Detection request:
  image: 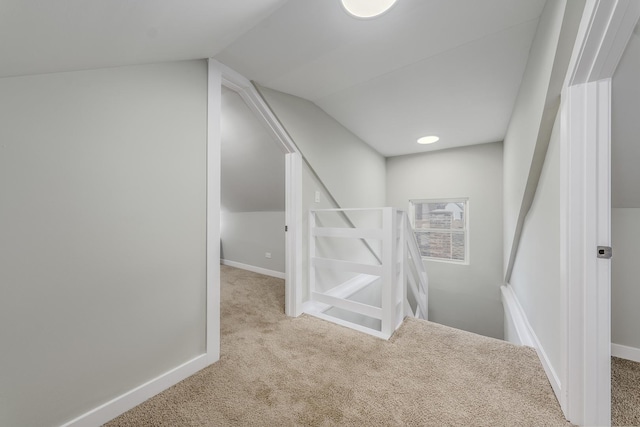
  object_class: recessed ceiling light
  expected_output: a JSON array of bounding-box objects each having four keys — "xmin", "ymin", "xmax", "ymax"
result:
[
  {"xmin": 341, "ymin": 0, "xmax": 398, "ymax": 18},
  {"xmin": 417, "ymin": 136, "xmax": 440, "ymax": 145}
]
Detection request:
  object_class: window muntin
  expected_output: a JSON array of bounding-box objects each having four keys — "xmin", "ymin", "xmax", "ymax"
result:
[{"xmin": 410, "ymin": 199, "xmax": 468, "ymax": 263}]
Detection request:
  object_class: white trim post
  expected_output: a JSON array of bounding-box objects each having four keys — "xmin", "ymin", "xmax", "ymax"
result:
[
  {"xmin": 381, "ymin": 208, "xmax": 395, "ymax": 337},
  {"xmin": 206, "ymin": 59, "xmax": 222, "ymax": 364},
  {"xmin": 309, "ymin": 210, "xmax": 317, "ymax": 300},
  {"xmin": 559, "ymin": 0, "xmax": 640, "ymax": 423},
  {"xmin": 561, "ymin": 79, "xmax": 611, "ymax": 426},
  {"xmin": 285, "ymin": 152, "xmax": 304, "ymax": 316}
]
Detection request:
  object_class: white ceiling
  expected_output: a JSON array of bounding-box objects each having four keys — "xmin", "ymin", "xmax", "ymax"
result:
[
  {"xmin": 216, "ymin": 0, "xmax": 547, "ymax": 157},
  {"xmin": 0, "ymin": 0, "xmax": 288, "ymax": 78},
  {"xmin": 2, "ymin": 0, "xmax": 547, "ymax": 158},
  {"xmin": 612, "ymin": 27, "xmax": 640, "ymax": 209},
  {"xmin": 221, "ymin": 87, "xmax": 285, "ymax": 213}
]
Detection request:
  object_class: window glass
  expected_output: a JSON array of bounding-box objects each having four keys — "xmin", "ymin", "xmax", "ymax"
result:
[{"xmin": 411, "ymin": 199, "xmax": 467, "ymax": 262}]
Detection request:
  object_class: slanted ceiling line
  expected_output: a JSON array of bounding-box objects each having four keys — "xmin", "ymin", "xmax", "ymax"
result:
[{"xmin": 252, "ymin": 81, "xmax": 382, "ymax": 265}]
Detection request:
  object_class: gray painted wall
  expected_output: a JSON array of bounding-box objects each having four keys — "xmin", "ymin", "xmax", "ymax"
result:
[
  {"xmin": 221, "ymin": 211, "xmax": 286, "ymax": 273},
  {"xmin": 610, "ymin": 27, "xmax": 640, "ymax": 354},
  {"xmin": 612, "ymin": 31, "xmax": 640, "ymax": 208},
  {"xmin": 257, "ymin": 85, "xmax": 386, "ymax": 211},
  {"xmin": 221, "ymin": 86, "xmax": 285, "ymax": 213},
  {"xmin": 503, "ymin": 0, "xmax": 584, "ymax": 280},
  {"xmin": 386, "ymin": 142, "xmax": 504, "ymax": 339},
  {"xmin": 257, "ymin": 86, "xmax": 386, "ymax": 303},
  {"xmin": 220, "ymin": 86, "xmax": 286, "ymax": 274},
  {"xmin": 611, "ymin": 209, "xmax": 640, "ymax": 350},
  {"xmin": 0, "ymin": 61, "xmax": 207, "ymax": 427},
  {"xmin": 501, "ymin": 0, "xmax": 583, "ymax": 380},
  {"xmin": 510, "ymin": 111, "xmax": 562, "ymax": 377}
]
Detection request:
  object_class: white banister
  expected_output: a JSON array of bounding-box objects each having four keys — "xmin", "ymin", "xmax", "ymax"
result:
[
  {"xmin": 403, "ymin": 215, "xmax": 428, "ymax": 319},
  {"xmin": 311, "ymin": 257, "xmax": 383, "ymax": 276},
  {"xmin": 305, "ymin": 207, "xmax": 428, "ymax": 339},
  {"xmin": 381, "ymin": 207, "xmax": 395, "ymax": 337},
  {"xmin": 312, "ymin": 226, "xmax": 384, "ymax": 239}
]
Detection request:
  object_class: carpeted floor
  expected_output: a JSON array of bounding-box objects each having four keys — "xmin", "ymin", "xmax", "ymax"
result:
[
  {"xmin": 105, "ymin": 265, "xmax": 571, "ymax": 426},
  {"xmin": 612, "ymin": 356, "xmax": 640, "ymax": 426}
]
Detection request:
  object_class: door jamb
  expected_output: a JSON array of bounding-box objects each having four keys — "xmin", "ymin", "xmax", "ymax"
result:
[
  {"xmin": 209, "ymin": 59, "xmax": 303, "ymax": 318},
  {"xmin": 560, "ymin": 1, "xmax": 640, "ymax": 424}
]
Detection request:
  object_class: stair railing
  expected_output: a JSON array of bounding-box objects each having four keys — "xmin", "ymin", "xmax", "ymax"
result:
[
  {"xmin": 306, "ymin": 207, "xmax": 428, "ymax": 339},
  {"xmin": 400, "ymin": 211, "xmax": 429, "ymax": 320}
]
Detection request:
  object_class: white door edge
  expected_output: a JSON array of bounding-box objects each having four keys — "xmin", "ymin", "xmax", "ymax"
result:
[{"xmin": 560, "ymin": 1, "xmax": 639, "ymax": 424}]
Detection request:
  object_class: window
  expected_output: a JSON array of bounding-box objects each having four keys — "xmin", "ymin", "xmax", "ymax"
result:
[{"xmin": 410, "ymin": 199, "xmax": 468, "ymax": 263}]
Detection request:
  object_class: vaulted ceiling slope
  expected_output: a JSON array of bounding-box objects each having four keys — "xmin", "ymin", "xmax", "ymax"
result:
[
  {"xmin": 3, "ymin": 0, "xmax": 547, "ymax": 158},
  {"xmin": 0, "ymin": 0, "xmax": 288, "ymax": 78},
  {"xmin": 216, "ymin": 0, "xmax": 547, "ymax": 157}
]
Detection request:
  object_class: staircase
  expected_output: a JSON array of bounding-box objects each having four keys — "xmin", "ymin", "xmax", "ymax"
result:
[{"xmin": 303, "ymin": 207, "xmax": 428, "ymax": 339}]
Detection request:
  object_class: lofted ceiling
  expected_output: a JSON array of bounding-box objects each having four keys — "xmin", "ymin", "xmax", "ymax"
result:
[
  {"xmin": 216, "ymin": 0, "xmax": 547, "ymax": 157},
  {"xmin": 0, "ymin": 0, "xmax": 288, "ymax": 78},
  {"xmin": 612, "ymin": 22, "xmax": 640, "ymax": 209},
  {"xmin": 2, "ymin": 0, "xmax": 547, "ymax": 157}
]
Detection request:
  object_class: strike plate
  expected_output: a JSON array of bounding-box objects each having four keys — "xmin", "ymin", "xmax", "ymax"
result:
[{"xmin": 597, "ymin": 246, "xmax": 612, "ymax": 259}]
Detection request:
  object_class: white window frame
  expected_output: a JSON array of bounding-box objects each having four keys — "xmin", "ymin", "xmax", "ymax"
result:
[{"xmin": 409, "ymin": 198, "xmax": 469, "ymax": 265}]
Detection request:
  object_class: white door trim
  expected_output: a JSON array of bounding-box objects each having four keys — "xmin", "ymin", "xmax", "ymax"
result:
[
  {"xmin": 560, "ymin": 1, "xmax": 640, "ymax": 425},
  {"xmin": 565, "ymin": 0, "xmax": 640, "ymax": 87},
  {"xmin": 206, "ymin": 61, "xmax": 222, "ymax": 364},
  {"xmin": 285, "ymin": 152, "xmax": 303, "ymax": 316},
  {"xmin": 560, "ymin": 78, "xmax": 611, "ymax": 426},
  {"xmin": 209, "ymin": 59, "xmax": 303, "ymax": 317}
]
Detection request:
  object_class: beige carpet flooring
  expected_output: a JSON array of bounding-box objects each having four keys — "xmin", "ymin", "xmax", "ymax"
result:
[
  {"xmin": 612, "ymin": 356, "xmax": 640, "ymax": 426},
  {"xmin": 105, "ymin": 265, "xmax": 570, "ymax": 426}
]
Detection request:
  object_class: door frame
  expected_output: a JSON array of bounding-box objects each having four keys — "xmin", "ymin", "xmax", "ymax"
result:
[
  {"xmin": 208, "ymin": 59, "xmax": 303, "ymax": 319},
  {"xmin": 560, "ymin": 1, "xmax": 640, "ymax": 424}
]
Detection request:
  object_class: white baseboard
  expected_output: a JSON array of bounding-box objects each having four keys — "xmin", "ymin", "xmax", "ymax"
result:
[
  {"xmin": 501, "ymin": 285, "xmax": 535, "ymax": 347},
  {"xmin": 612, "ymin": 343, "xmax": 640, "ymax": 363},
  {"xmin": 221, "ymin": 259, "xmax": 285, "ymax": 279},
  {"xmin": 60, "ymin": 354, "xmax": 210, "ymax": 427},
  {"xmin": 501, "ymin": 285, "xmax": 562, "ymax": 401}
]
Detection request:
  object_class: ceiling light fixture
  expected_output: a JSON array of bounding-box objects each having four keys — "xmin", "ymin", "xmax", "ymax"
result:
[
  {"xmin": 417, "ymin": 136, "xmax": 440, "ymax": 145},
  {"xmin": 341, "ymin": 0, "xmax": 398, "ymax": 19}
]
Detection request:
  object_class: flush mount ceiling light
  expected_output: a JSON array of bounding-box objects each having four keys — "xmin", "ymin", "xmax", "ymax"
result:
[
  {"xmin": 341, "ymin": 0, "xmax": 398, "ymax": 18},
  {"xmin": 417, "ymin": 136, "xmax": 440, "ymax": 145}
]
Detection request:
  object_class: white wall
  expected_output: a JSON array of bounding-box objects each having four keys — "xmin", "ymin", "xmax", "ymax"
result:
[
  {"xmin": 220, "ymin": 86, "xmax": 285, "ymax": 213},
  {"xmin": 611, "ymin": 209, "xmax": 640, "ymax": 351},
  {"xmin": 0, "ymin": 61, "xmax": 208, "ymax": 427},
  {"xmin": 221, "ymin": 211, "xmax": 285, "ymax": 273},
  {"xmin": 503, "ymin": 0, "xmax": 585, "ymax": 280},
  {"xmin": 500, "ymin": 0, "xmax": 584, "ymax": 406},
  {"xmin": 257, "ymin": 85, "xmax": 386, "ymax": 211},
  {"xmin": 220, "ymin": 86, "xmax": 286, "ymax": 276},
  {"xmin": 610, "ymin": 28, "xmax": 640, "ymax": 357},
  {"xmin": 612, "ymin": 31, "xmax": 640, "ymax": 208},
  {"xmin": 509, "ymin": 111, "xmax": 562, "ymax": 379},
  {"xmin": 386, "ymin": 142, "xmax": 504, "ymax": 339}
]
